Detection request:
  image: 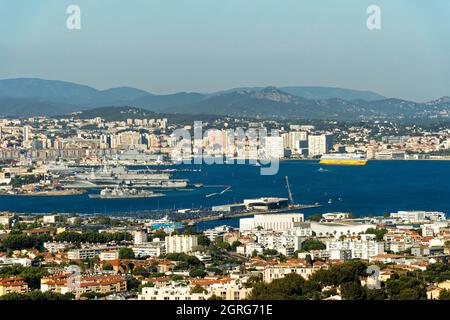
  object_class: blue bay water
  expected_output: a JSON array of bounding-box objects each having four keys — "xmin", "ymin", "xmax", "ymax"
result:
[{"xmin": 1, "ymin": 160, "xmax": 449, "ymax": 228}]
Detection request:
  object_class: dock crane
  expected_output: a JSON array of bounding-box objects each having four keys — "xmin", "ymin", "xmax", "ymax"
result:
[{"xmin": 285, "ymin": 176, "xmax": 295, "ymax": 209}]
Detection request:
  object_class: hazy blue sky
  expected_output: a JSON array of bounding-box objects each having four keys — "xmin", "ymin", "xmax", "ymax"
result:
[{"xmin": 0, "ymin": 0, "xmax": 449, "ymax": 101}]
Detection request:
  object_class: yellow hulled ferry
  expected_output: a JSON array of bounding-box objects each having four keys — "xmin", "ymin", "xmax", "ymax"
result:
[{"xmin": 319, "ymin": 153, "xmax": 367, "ymax": 166}]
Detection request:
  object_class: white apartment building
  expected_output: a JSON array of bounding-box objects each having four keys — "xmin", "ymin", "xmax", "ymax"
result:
[
  {"xmin": 263, "ymin": 136, "xmax": 284, "ymax": 159},
  {"xmin": 132, "ymin": 239, "xmax": 166, "ymax": 257},
  {"xmin": 43, "ymin": 215, "xmax": 59, "ymax": 224},
  {"xmin": 165, "ymin": 235, "xmax": 198, "ymax": 254},
  {"xmin": 282, "ymin": 131, "xmax": 308, "ymax": 154},
  {"xmin": 209, "ymin": 284, "xmax": 252, "ymax": 300},
  {"xmin": 422, "ymin": 222, "xmax": 448, "ymax": 237},
  {"xmin": 326, "ymin": 235, "xmax": 385, "ymax": 259},
  {"xmin": 329, "ymin": 249, "xmax": 352, "ymax": 260},
  {"xmin": 138, "ymin": 286, "xmax": 209, "ymax": 300},
  {"xmin": 237, "ymin": 243, "xmax": 264, "ymax": 256},
  {"xmin": 239, "ymin": 214, "xmax": 304, "ymax": 232},
  {"xmin": 133, "ymin": 231, "xmax": 148, "ymax": 245},
  {"xmin": 390, "ymin": 211, "xmax": 446, "ymax": 223},
  {"xmin": 257, "ymin": 232, "xmax": 303, "ymax": 253},
  {"xmin": 44, "ymin": 242, "xmax": 74, "ymax": 254},
  {"xmin": 0, "ymin": 257, "xmax": 32, "ymax": 267},
  {"xmin": 308, "ymin": 134, "xmax": 333, "ymax": 156},
  {"xmin": 67, "ymin": 245, "xmax": 121, "ymax": 260},
  {"xmin": 263, "ymin": 264, "xmax": 318, "ymax": 283},
  {"xmin": 203, "ymin": 225, "xmax": 231, "ymax": 242},
  {"xmin": 99, "ymin": 250, "xmax": 119, "ymax": 261}
]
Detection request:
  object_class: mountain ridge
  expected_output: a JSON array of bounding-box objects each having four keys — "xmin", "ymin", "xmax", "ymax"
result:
[{"xmin": 0, "ymin": 78, "xmax": 448, "ymax": 120}]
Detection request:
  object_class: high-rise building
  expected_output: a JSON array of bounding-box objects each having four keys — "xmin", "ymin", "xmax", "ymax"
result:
[
  {"xmin": 165, "ymin": 235, "xmax": 198, "ymax": 253},
  {"xmin": 263, "ymin": 136, "xmax": 284, "ymax": 159},
  {"xmin": 308, "ymin": 134, "xmax": 333, "ymax": 156},
  {"xmin": 23, "ymin": 126, "xmax": 32, "ymax": 142},
  {"xmin": 283, "ymin": 131, "xmax": 308, "ymax": 154},
  {"xmin": 133, "ymin": 231, "xmax": 148, "ymax": 245}
]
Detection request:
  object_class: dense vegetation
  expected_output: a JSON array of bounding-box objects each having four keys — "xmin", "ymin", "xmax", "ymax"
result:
[
  {"xmin": 0, "ymin": 291, "xmax": 74, "ymax": 300},
  {"xmin": 0, "ymin": 233, "xmax": 50, "ymax": 251},
  {"xmin": 0, "ymin": 265, "xmax": 49, "ymax": 289},
  {"xmin": 249, "ymin": 261, "xmax": 444, "ymax": 300}
]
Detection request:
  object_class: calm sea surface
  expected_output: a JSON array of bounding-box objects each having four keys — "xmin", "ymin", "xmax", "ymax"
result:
[{"xmin": 1, "ymin": 160, "xmax": 449, "ymax": 229}]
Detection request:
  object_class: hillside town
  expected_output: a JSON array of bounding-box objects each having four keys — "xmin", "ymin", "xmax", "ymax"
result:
[{"xmin": 0, "ymin": 209, "xmax": 449, "ymax": 300}]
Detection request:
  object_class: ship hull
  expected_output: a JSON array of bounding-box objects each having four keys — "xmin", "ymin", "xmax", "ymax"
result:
[{"xmin": 319, "ymin": 159, "xmax": 367, "ymax": 165}]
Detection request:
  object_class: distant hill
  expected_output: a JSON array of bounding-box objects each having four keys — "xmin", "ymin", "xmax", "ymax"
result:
[
  {"xmin": 0, "ymin": 78, "xmax": 150, "ymax": 109},
  {"xmin": 0, "ymin": 78, "xmax": 447, "ymax": 121},
  {"xmin": 132, "ymin": 92, "xmax": 206, "ymax": 112},
  {"xmin": 212, "ymin": 86, "xmax": 385, "ymax": 101},
  {"xmin": 279, "ymin": 86, "xmax": 385, "ymax": 101},
  {"xmin": 161, "ymin": 87, "xmax": 449, "ymax": 120},
  {"xmin": 0, "ymin": 96, "xmax": 77, "ymax": 117}
]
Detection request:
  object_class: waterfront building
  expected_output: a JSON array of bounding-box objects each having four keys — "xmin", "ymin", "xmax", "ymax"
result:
[
  {"xmin": 239, "ymin": 213, "xmax": 304, "ymax": 232},
  {"xmin": 243, "ymin": 197, "xmax": 289, "ymax": 211},
  {"xmin": 308, "ymin": 134, "xmax": 333, "ymax": 156},
  {"xmin": 390, "ymin": 211, "xmax": 446, "ymax": 223},
  {"xmin": 374, "ymin": 150, "xmax": 405, "ymax": 160},
  {"xmin": 262, "ymin": 136, "xmax": 284, "ymax": 159}
]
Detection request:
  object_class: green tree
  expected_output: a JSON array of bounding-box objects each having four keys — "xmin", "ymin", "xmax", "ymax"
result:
[
  {"xmin": 102, "ymin": 263, "xmax": 113, "ymax": 271},
  {"xmin": 439, "ymin": 290, "xmax": 450, "ymax": 300},
  {"xmin": 301, "ymin": 239, "xmax": 326, "ymax": 252},
  {"xmin": 197, "ymin": 235, "xmax": 211, "ymax": 247},
  {"xmin": 119, "ymin": 247, "xmax": 135, "ymax": 260},
  {"xmin": 308, "ymin": 214, "xmax": 322, "ymax": 222},
  {"xmin": 365, "ymin": 288, "xmax": 387, "ymax": 300},
  {"xmin": 340, "ymin": 282, "xmax": 366, "ymax": 300},
  {"xmin": 191, "ymin": 285, "xmax": 207, "ymax": 294},
  {"xmin": 189, "ymin": 268, "xmax": 207, "ymax": 278},
  {"xmin": 133, "ymin": 266, "xmax": 150, "ymax": 277},
  {"xmin": 249, "ymin": 273, "xmax": 307, "ymax": 300},
  {"xmin": 305, "ymin": 254, "xmax": 313, "ymax": 266},
  {"xmin": 364, "ymin": 228, "xmax": 388, "ymax": 242}
]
